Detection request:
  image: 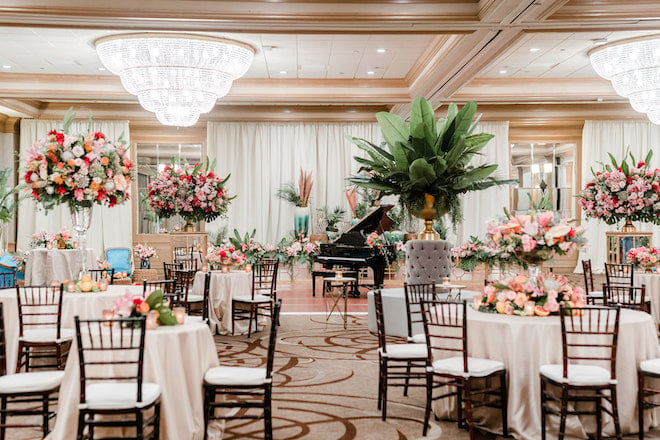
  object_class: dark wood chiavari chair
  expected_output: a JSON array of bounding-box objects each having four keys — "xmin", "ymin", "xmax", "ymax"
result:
[
  {"xmin": 638, "ymin": 353, "xmax": 660, "ymax": 438},
  {"xmin": 232, "ymin": 259, "xmax": 278, "ymax": 337},
  {"xmin": 540, "ymin": 306, "xmax": 621, "ymax": 440},
  {"xmin": 87, "ymin": 268, "xmax": 115, "ymax": 284},
  {"xmin": 74, "ymin": 316, "xmax": 161, "ymax": 440},
  {"xmin": 162, "ymin": 262, "xmax": 182, "ymax": 280},
  {"xmin": 143, "ymin": 280, "xmax": 179, "ymax": 308},
  {"xmin": 203, "ymin": 300, "xmax": 282, "ymax": 440},
  {"xmin": 403, "ymin": 282, "xmax": 437, "ymax": 344},
  {"xmin": 604, "ymin": 262, "xmax": 635, "ymax": 286},
  {"xmin": 0, "ymin": 302, "xmax": 65, "ymax": 439},
  {"xmin": 421, "ymin": 299, "xmax": 508, "ymax": 438},
  {"xmin": 374, "ymin": 290, "xmax": 427, "ymax": 423},
  {"xmin": 16, "ymin": 284, "xmax": 72, "ymax": 372},
  {"xmin": 603, "ymin": 283, "xmax": 648, "ymax": 312},
  {"xmin": 172, "ymin": 268, "xmax": 198, "ymax": 312},
  {"xmin": 582, "ymin": 259, "xmax": 604, "ymax": 304}
]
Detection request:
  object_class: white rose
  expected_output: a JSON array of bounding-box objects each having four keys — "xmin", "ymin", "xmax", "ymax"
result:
[
  {"xmin": 72, "ymin": 146, "xmax": 85, "ymax": 157},
  {"xmin": 104, "ymin": 181, "xmax": 115, "ymax": 192},
  {"xmin": 61, "ymin": 151, "xmax": 74, "ymax": 161},
  {"xmin": 46, "ymin": 186, "xmax": 54, "ymax": 194}
]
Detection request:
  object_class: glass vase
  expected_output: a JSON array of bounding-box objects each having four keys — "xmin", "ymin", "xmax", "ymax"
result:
[
  {"xmin": 527, "ymin": 264, "xmax": 541, "ymax": 286},
  {"xmin": 70, "ymin": 203, "xmax": 92, "ymax": 278},
  {"xmin": 140, "ymin": 258, "xmax": 151, "ymax": 269}
]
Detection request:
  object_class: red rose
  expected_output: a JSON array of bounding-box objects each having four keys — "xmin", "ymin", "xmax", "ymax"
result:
[
  {"xmin": 48, "ymin": 129, "xmax": 57, "ymax": 136},
  {"xmin": 55, "ymin": 133, "xmax": 64, "ymax": 145},
  {"xmin": 133, "ymin": 298, "xmax": 142, "ymax": 306},
  {"xmin": 32, "ymin": 189, "xmax": 39, "ymax": 200},
  {"xmin": 57, "ymin": 186, "xmax": 66, "ymax": 195},
  {"xmin": 93, "ymin": 132, "xmax": 105, "ymax": 140},
  {"xmin": 638, "ymin": 161, "xmax": 645, "ymax": 168},
  {"xmin": 24, "ymin": 172, "xmax": 32, "ymax": 184},
  {"xmin": 627, "ymin": 176, "xmax": 633, "ymax": 184}
]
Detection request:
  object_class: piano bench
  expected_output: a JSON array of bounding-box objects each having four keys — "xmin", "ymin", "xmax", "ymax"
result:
[{"xmin": 312, "ymin": 270, "xmax": 358, "ymax": 296}]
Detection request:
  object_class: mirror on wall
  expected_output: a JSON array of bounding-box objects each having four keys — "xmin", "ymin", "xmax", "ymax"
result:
[
  {"xmin": 136, "ymin": 143, "xmax": 202, "ymax": 234},
  {"xmin": 510, "ymin": 143, "xmax": 576, "ymax": 218}
]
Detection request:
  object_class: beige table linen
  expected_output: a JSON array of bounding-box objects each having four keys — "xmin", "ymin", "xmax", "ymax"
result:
[
  {"xmin": 25, "ymin": 248, "xmax": 96, "ymax": 285},
  {"xmin": 47, "ymin": 320, "xmax": 221, "ymax": 440},
  {"xmin": 191, "ymin": 270, "xmax": 259, "ymax": 335},
  {"xmin": 433, "ymin": 307, "xmax": 660, "ymax": 440},
  {"xmin": 635, "ymin": 273, "xmax": 660, "ymax": 324},
  {"xmin": 0, "ymin": 285, "xmax": 142, "ymax": 373}
]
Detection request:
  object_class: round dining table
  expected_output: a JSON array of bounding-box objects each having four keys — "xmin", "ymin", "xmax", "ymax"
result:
[
  {"xmin": 46, "ymin": 319, "xmax": 221, "ymax": 440},
  {"xmin": 0, "ymin": 284, "xmax": 142, "ymax": 373},
  {"xmin": 635, "ymin": 273, "xmax": 660, "ymax": 325},
  {"xmin": 433, "ymin": 307, "xmax": 660, "ymax": 440},
  {"xmin": 24, "ymin": 248, "xmax": 96, "ymax": 285},
  {"xmin": 191, "ymin": 270, "xmax": 255, "ymax": 335}
]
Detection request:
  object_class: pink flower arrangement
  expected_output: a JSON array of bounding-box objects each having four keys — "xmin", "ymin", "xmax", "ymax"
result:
[
  {"xmin": 147, "ymin": 160, "xmax": 232, "ymax": 224},
  {"xmin": 473, "ymin": 272, "xmax": 585, "ymax": 316},
  {"xmin": 366, "ymin": 232, "xmax": 387, "ymax": 248},
  {"xmin": 134, "ymin": 243, "xmax": 156, "ymax": 260},
  {"xmin": 577, "ymin": 150, "xmax": 660, "ymax": 225},
  {"xmin": 30, "ymin": 231, "xmax": 52, "ymax": 248},
  {"xmin": 626, "ymin": 246, "xmax": 660, "ymax": 270},
  {"xmin": 206, "ymin": 245, "xmax": 245, "ymax": 267},
  {"xmin": 22, "ymin": 121, "xmax": 133, "ymax": 211},
  {"xmin": 96, "ymin": 258, "xmax": 110, "ymax": 270},
  {"xmin": 486, "ymin": 211, "xmax": 585, "ymax": 267},
  {"xmin": 451, "ymin": 236, "xmax": 517, "ymax": 272},
  {"xmin": 112, "ymin": 290, "xmax": 178, "ymax": 326}
]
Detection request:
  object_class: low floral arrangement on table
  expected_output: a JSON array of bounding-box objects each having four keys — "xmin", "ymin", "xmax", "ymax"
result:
[
  {"xmin": 486, "ymin": 211, "xmax": 586, "ymax": 267},
  {"xmin": 366, "ymin": 231, "xmax": 397, "ymax": 265},
  {"xmin": 472, "ymin": 272, "xmax": 586, "ymax": 316},
  {"xmin": 626, "ymin": 246, "xmax": 660, "ymax": 273},
  {"xmin": 113, "ymin": 271, "xmax": 129, "ymax": 279},
  {"xmin": 577, "ymin": 150, "xmax": 660, "ymax": 226},
  {"xmin": 97, "ymin": 258, "xmax": 110, "ymax": 270},
  {"xmin": 206, "ymin": 245, "xmax": 246, "ymax": 269},
  {"xmin": 451, "ymin": 236, "xmax": 517, "ymax": 272},
  {"xmin": 22, "ymin": 111, "xmax": 133, "ymax": 211},
  {"xmin": 147, "ymin": 159, "xmax": 233, "ymax": 226},
  {"xmin": 113, "ymin": 289, "xmax": 177, "ymax": 326},
  {"xmin": 228, "ymin": 229, "xmax": 266, "ymax": 265},
  {"xmin": 30, "ymin": 231, "xmax": 52, "ymax": 248},
  {"xmin": 52, "ymin": 228, "xmax": 74, "ymax": 249},
  {"xmin": 65, "ymin": 274, "xmax": 108, "ymax": 293},
  {"xmin": 10, "ymin": 250, "xmax": 29, "ymax": 273}
]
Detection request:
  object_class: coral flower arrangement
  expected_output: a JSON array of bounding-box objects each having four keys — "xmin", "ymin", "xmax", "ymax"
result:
[
  {"xmin": 22, "ymin": 112, "xmax": 133, "ymax": 211},
  {"xmin": 206, "ymin": 245, "xmax": 246, "ymax": 268},
  {"xmin": 577, "ymin": 150, "xmax": 660, "ymax": 226},
  {"xmin": 626, "ymin": 246, "xmax": 660, "ymax": 272},
  {"xmin": 147, "ymin": 159, "xmax": 232, "ymax": 225},
  {"xmin": 486, "ymin": 211, "xmax": 586, "ymax": 267},
  {"xmin": 473, "ymin": 272, "xmax": 585, "ymax": 316}
]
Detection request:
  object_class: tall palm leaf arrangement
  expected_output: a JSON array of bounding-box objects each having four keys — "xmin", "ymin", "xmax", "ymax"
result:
[{"xmin": 347, "ymin": 97, "xmax": 515, "ymax": 232}]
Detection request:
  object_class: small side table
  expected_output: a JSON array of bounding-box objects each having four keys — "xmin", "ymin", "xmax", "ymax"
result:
[{"xmin": 323, "ymin": 277, "xmax": 356, "ymax": 329}]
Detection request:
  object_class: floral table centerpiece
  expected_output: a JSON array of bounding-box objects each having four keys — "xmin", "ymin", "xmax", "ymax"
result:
[
  {"xmin": 134, "ymin": 243, "xmax": 157, "ymax": 269},
  {"xmin": 451, "ymin": 236, "xmax": 517, "ymax": 272},
  {"xmin": 206, "ymin": 245, "xmax": 245, "ymax": 270},
  {"xmin": 65, "ymin": 274, "xmax": 108, "ymax": 293},
  {"xmin": 113, "ymin": 289, "xmax": 178, "ymax": 327},
  {"xmin": 626, "ymin": 246, "xmax": 660, "ymax": 273},
  {"xmin": 486, "ymin": 211, "xmax": 586, "ymax": 283},
  {"xmin": 30, "ymin": 231, "xmax": 52, "ymax": 249},
  {"xmin": 473, "ymin": 272, "xmax": 585, "ymax": 316},
  {"xmin": 147, "ymin": 159, "xmax": 232, "ymax": 232},
  {"xmin": 228, "ymin": 229, "xmax": 266, "ymax": 265},
  {"xmin": 22, "ymin": 110, "xmax": 134, "ymax": 276},
  {"xmin": 53, "ymin": 228, "xmax": 74, "ymax": 249},
  {"xmin": 577, "ymin": 150, "xmax": 660, "ymax": 230}
]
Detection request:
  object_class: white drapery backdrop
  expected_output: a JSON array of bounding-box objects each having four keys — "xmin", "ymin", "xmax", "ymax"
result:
[
  {"xmin": 207, "ymin": 120, "xmax": 510, "ymax": 246},
  {"xmin": 17, "ymin": 119, "xmax": 132, "ymax": 258},
  {"xmin": 206, "ymin": 121, "xmax": 382, "ymax": 244},
  {"xmin": 577, "ymin": 120, "xmax": 660, "ymax": 271},
  {"xmin": 447, "ymin": 121, "xmax": 511, "ymax": 247}
]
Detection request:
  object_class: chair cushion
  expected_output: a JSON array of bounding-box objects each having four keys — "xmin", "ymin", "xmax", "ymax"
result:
[
  {"xmin": 408, "ymin": 333, "xmax": 426, "ymax": 344},
  {"xmin": 381, "ymin": 343, "xmax": 427, "ymax": 359},
  {"xmin": 432, "ymin": 356, "xmax": 504, "ymax": 378},
  {"xmin": 20, "ymin": 328, "xmax": 74, "ymax": 343},
  {"xmin": 187, "ymin": 294, "xmax": 204, "ymax": 303},
  {"xmin": 0, "ymin": 370, "xmax": 64, "ymax": 394},
  {"xmin": 80, "ymin": 382, "xmax": 161, "ymax": 410},
  {"xmin": 233, "ymin": 294, "xmax": 272, "ymax": 304},
  {"xmin": 540, "ymin": 364, "xmax": 614, "ymax": 386},
  {"xmin": 204, "ymin": 366, "xmax": 269, "ymax": 386},
  {"xmin": 640, "ymin": 358, "xmax": 660, "ymax": 376},
  {"xmin": 587, "ymin": 291, "xmax": 604, "ymax": 298}
]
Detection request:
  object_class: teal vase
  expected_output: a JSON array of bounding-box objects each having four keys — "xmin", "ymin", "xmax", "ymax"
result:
[{"xmin": 294, "ymin": 206, "xmax": 310, "ymax": 237}]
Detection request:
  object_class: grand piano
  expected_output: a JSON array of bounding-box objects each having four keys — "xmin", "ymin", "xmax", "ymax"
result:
[{"xmin": 315, "ymin": 205, "xmax": 395, "ymax": 296}]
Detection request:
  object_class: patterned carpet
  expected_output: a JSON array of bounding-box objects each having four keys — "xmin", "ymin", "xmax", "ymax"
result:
[{"xmin": 216, "ymin": 314, "xmax": 447, "ymax": 440}]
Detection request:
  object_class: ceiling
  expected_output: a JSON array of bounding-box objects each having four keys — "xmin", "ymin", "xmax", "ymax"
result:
[{"xmin": 0, "ymin": 0, "xmax": 658, "ymax": 126}]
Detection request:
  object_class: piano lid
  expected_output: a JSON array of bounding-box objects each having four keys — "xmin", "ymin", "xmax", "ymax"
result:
[{"xmin": 333, "ymin": 205, "xmax": 393, "ymax": 245}]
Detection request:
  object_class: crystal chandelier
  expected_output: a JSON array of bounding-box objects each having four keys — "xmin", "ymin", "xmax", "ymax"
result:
[
  {"xmin": 95, "ymin": 33, "xmax": 255, "ymax": 127},
  {"xmin": 589, "ymin": 35, "xmax": 660, "ymax": 125}
]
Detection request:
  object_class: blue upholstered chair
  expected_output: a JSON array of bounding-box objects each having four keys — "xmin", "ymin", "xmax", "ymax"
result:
[
  {"xmin": 105, "ymin": 247, "xmax": 132, "ymax": 276},
  {"xmin": 0, "ymin": 254, "xmax": 20, "ymax": 286}
]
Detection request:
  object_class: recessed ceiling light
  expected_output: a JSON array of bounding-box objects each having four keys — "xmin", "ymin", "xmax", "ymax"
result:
[
  {"xmin": 279, "ymin": 70, "xmax": 287, "ymax": 75},
  {"xmin": 529, "ymin": 48, "xmax": 540, "ymax": 52},
  {"xmin": 499, "ymin": 69, "xmax": 508, "ymax": 74},
  {"xmin": 376, "ymin": 48, "xmax": 386, "ymax": 53},
  {"xmin": 2, "ymin": 65, "xmax": 11, "ymax": 69},
  {"xmin": 367, "ymin": 71, "xmax": 375, "ymax": 75}
]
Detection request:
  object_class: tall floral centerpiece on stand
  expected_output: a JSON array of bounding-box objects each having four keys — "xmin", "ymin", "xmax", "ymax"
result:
[
  {"xmin": 577, "ymin": 150, "xmax": 660, "ymax": 231},
  {"xmin": 147, "ymin": 159, "xmax": 232, "ymax": 232},
  {"xmin": 486, "ymin": 211, "xmax": 586, "ymax": 284},
  {"xmin": 22, "ymin": 109, "xmax": 134, "ymax": 276},
  {"xmin": 347, "ymin": 97, "xmax": 515, "ymax": 239}
]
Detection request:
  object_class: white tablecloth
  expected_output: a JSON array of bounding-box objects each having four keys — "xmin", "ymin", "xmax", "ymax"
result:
[
  {"xmin": 433, "ymin": 307, "xmax": 660, "ymax": 440},
  {"xmin": 46, "ymin": 320, "xmax": 221, "ymax": 440},
  {"xmin": 191, "ymin": 270, "xmax": 256, "ymax": 335},
  {"xmin": 25, "ymin": 248, "xmax": 96, "ymax": 285},
  {"xmin": 635, "ymin": 273, "xmax": 660, "ymax": 324},
  {"xmin": 0, "ymin": 285, "xmax": 142, "ymax": 373}
]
